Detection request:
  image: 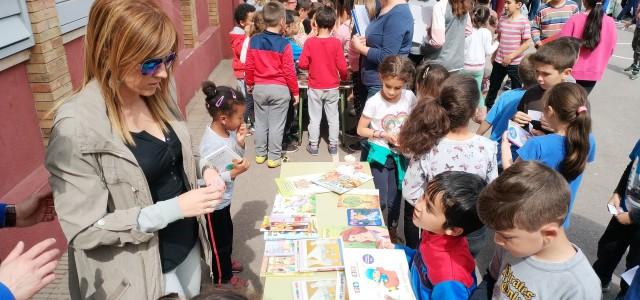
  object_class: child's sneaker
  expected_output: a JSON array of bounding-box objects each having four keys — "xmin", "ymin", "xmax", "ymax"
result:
[
  {"xmin": 255, "ymin": 156, "xmax": 267, "ymax": 164},
  {"xmin": 306, "ymin": 143, "xmax": 319, "ymax": 156},
  {"xmin": 267, "ymin": 159, "xmax": 281, "ymax": 168},
  {"xmin": 624, "ymin": 64, "xmax": 637, "ymax": 72},
  {"xmin": 283, "ymin": 143, "xmax": 299, "ymax": 153},
  {"xmin": 231, "ymin": 259, "xmax": 244, "ymax": 273},
  {"xmin": 631, "ymin": 71, "xmax": 640, "ymax": 80},
  {"xmin": 328, "ymin": 144, "xmax": 338, "ymax": 155}
]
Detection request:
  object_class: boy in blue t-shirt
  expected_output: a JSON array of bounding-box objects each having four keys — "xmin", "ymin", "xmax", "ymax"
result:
[
  {"xmin": 396, "ymin": 171, "xmax": 487, "ymax": 299},
  {"xmin": 592, "ymin": 139, "xmax": 640, "ymax": 298},
  {"xmin": 477, "ymin": 55, "xmax": 536, "ymax": 165}
]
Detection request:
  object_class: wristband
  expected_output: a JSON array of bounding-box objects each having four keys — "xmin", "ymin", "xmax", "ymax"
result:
[{"xmin": 5, "ymin": 204, "xmax": 16, "ymax": 227}]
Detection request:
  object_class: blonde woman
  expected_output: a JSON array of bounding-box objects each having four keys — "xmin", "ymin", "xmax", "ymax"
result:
[{"xmin": 45, "ymin": 0, "xmax": 223, "ymax": 298}]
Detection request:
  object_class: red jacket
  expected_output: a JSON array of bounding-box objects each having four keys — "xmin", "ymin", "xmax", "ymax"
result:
[
  {"xmin": 245, "ymin": 31, "xmax": 299, "ymax": 96},
  {"xmin": 298, "ymin": 36, "xmax": 348, "ymax": 89},
  {"xmin": 230, "ymin": 26, "xmax": 247, "ymax": 79}
]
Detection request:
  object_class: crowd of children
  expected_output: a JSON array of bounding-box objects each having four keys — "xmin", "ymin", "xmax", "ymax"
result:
[{"xmin": 191, "ymin": 0, "xmax": 640, "ymax": 298}]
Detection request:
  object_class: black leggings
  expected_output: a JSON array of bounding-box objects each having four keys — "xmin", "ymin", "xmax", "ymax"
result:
[
  {"xmin": 206, "ymin": 205, "xmax": 234, "ymax": 283},
  {"xmin": 592, "ymin": 216, "xmax": 640, "ymax": 297},
  {"xmin": 485, "ymin": 61, "xmax": 522, "ymax": 109},
  {"xmin": 576, "ymin": 80, "xmax": 597, "ymax": 95}
]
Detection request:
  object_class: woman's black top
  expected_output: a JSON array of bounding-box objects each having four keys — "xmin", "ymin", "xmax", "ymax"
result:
[{"xmin": 128, "ymin": 123, "xmax": 197, "ymax": 273}]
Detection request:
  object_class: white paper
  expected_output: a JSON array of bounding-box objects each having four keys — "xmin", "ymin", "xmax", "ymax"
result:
[
  {"xmin": 527, "ymin": 110, "xmax": 543, "ymax": 121},
  {"xmin": 203, "ymin": 145, "xmax": 242, "ymax": 172},
  {"xmin": 607, "ymin": 203, "xmax": 620, "ymax": 215},
  {"xmin": 409, "ymin": 4, "xmax": 433, "ymax": 44},
  {"xmin": 352, "ymin": 5, "xmax": 370, "ymax": 36},
  {"xmin": 507, "ymin": 120, "xmax": 532, "ymax": 148},
  {"xmin": 622, "ymin": 265, "xmax": 639, "ymax": 285}
]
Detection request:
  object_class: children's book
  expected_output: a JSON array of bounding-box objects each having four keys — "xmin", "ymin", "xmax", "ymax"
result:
[
  {"xmin": 260, "ymin": 215, "xmax": 316, "ymax": 232},
  {"xmin": 265, "ymin": 240, "xmax": 297, "ymax": 257},
  {"xmin": 272, "ymin": 194, "xmax": 317, "ymax": 216},
  {"xmin": 276, "ymin": 174, "xmax": 330, "ymax": 196},
  {"xmin": 342, "ymin": 248, "xmax": 416, "ymax": 300},
  {"xmin": 323, "ymin": 226, "xmax": 391, "ymax": 249},
  {"xmin": 312, "ymin": 165, "xmax": 373, "ymax": 195},
  {"xmin": 264, "ymin": 231, "xmax": 319, "ymax": 241},
  {"xmin": 347, "ymin": 209, "xmax": 383, "ymax": 226},
  {"xmin": 297, "ymin": 239, "xmax": 344, "ymax": 272},
  {"xmin": 507, "ymin": 120, "xmax": 532, "ymax": 148},
  {"xmin": 337, "ymin": 189, "xmax": 380, "ymax": 209},
  {"xmin": 292, "ymin": 272, "xmax": 346, "ymax": 300},
  {"xmin": 260, "ymin": 255, "xmax": 298, "ymax": 276},
  {"xmin": 202, "ymin": 144, "xmax": 242, "ymax": 172}
]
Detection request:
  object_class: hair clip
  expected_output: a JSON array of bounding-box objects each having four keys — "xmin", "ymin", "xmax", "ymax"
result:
[
  {"xmin": 423, "ymin": 66, "xmax": 431, "ymax": 78},
  {"xmin": 596, "ymin": 1, "xmax": 602, "ymax": 4},
  {"xmin": 215, "ymin": 95, "xmax": 225, "ymax": 107},
  {"xmin": 577, "ymin": 106, "xmax": 588, "ymax": 114},
  {"xmin": 231, "ymin": 90, "xmax": 237, "ymax": 100}
]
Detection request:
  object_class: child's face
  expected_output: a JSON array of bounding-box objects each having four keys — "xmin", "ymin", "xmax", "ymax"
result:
[
  {"xmin": 221, "ymin": 104, "xmax": 246, "ymax": 131},
  {"xmin": 535, "ymin": 63, "xmax": 570, "ymax": 90},
  {"xmin": 412, "ymin": 193, "xmax": 448, "ymax": 234},
  {"xmin": 240, "ymin": 12, "xmax": 255, "ymax": 30},
  {"xmin": 380, "ymin": 76, "xmax": 405, "ymax": 102},
  {"xmin": 494, "ymin": 226, "xmax": 548, "ymax": 258},
  {"xmin": 505, "ymin": 0, "xmax": 521, "ymax": 15},
  {"xmin": 286, "ymin": 18, "xmax": 300, "ymax": 36}
]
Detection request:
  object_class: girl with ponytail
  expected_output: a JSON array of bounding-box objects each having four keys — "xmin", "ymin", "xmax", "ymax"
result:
[
  {"xmin": 559, "ymin": 0, "xmax": 617, "ymax": 94},
  {"xmin": 400, "ymin": 74, "xmax": 498, "ymax": 250},
  {"xmin": 502, "ymin": 82, "xmax": 596, "ymax": 228},
  {"xmin": 199, "ymin": 81, "xmax": 250, "ymax": 288}
]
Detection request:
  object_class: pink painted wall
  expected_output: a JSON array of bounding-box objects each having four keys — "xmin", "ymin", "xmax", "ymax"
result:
[
  {"xmin": 0, "ymin": 63, "xmax": 66, "ymax": 257},
  {"xmin": 196, "ymin": 0, "xmax": 209, "ymax": 37},
  {"xmin": 64, "ymin": 37, "xmax": 85, "ymax": 91}
]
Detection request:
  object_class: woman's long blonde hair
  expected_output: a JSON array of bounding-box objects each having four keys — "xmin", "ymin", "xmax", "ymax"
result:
[{"xmin": 83, "ymin": 0, "xmax": 180, "ymax": 145}]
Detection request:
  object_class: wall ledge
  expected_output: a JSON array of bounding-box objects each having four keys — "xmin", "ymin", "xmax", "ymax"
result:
[
  {"xmin": 62, "ymin": 26, "xmax": 86, "ymax": 44},
  {"xmin": 0, "ymin": 50, "xmax": 30, "ymax": 72}
]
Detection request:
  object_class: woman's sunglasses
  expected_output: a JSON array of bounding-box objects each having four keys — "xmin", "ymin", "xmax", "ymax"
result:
[{"xmin": 140, "ymin": 52, "xmax": 176, "ymax": 76}]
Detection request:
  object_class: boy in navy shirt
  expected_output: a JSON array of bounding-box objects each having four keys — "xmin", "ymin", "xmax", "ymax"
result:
[{"xmin": 245, "ymin": 1, "xmax": 299, "ymax": 168}]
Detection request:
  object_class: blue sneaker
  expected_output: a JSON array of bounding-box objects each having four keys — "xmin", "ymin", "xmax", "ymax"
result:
[{"xmin": 328, "ymin": 144, "xmax": 338, "ymax": 155}]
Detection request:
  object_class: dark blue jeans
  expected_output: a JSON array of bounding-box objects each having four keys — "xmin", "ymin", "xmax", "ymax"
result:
[
  {"xmin": 371, "ymin": 156, "xmax": 402, "ymax": 228},
  {"xmin": 617, "ymin": 0, "xmax": 639, "ymax": 20},
  {"xmin": 528, "ymin": 0, "xmax": 540, "ymax": 20}
]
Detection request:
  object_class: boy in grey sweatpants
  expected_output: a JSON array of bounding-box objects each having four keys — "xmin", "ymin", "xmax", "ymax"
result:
[{"xmin": 244, "ymin": 1, "xmax": 299, "ymax": 168}]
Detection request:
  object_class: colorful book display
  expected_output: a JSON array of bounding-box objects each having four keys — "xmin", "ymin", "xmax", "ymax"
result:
[{"xmin": 292, "ymin": 273, "xmax": 346, "ymax": 300}]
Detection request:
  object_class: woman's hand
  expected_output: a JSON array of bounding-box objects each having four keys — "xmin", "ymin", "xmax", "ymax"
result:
[
  {"xmin": 230, "ymin": 159, "xmax": 250, "ymax": 179},
  {"xmin": 351, "ymin": 35, "xmax": 368, "ymax": 55},
  {"xmin": 177, "ymin": 185, "xmax": 224, "ymax": 217},
  {"xmin": 608, "ymin": 193, "xmax": 622, "ymax": 212},
  {"xmin": 616, "ymin": 212, "xmax": 632, "ymax": 225},
  {"xmin": 203, "ymin": 168, "xmax": 225, "ymax": 191}
]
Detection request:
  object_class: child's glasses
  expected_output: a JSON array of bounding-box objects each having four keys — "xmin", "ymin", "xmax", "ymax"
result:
[{"xmin": 140, "ymin": 52, "xmax": 177, "ymax": 76}]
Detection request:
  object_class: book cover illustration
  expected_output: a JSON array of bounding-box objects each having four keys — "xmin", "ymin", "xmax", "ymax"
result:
[
  {"xmin": 292, "ymin": 272, "xmax": 346, "ymax": 300},
  {"xmin": 337, "ymin": 191, "xmax": 380, "ymax": 209},
  {"xmin": 263, "ymin": 231, "xmax": 319, "ymax": 241},
  {"xmin": 264, "ymin": 240, "xmax": 297, "ymax": 257},
  {"xmin": 323, "ymin": 226, "xmax": 391, "ymax": 249},
  {"xmin": 507, "ymin": 120, "xmax": 532, "ymax": 148},
  {"xmin": 260, "ymin": 215, "xmax": 316, "ymax": 232},
  {"xmin": 272, "ymin": 194, "xmax": 317, "ymax": 216},
  {"xmin": 347, "ymin": 209, "xmax": 383, "ymax": 226},
  {"xmin": 202, "ymin": 144, "xmax": 242, "ymax": 172},
  {"xmin": 276, "ymin": 174, "xmax": 330, "ymax": 197},
  {"xmin": 312, "ymin": 165, "xmax": 373, "ymax": 195},
  {"xmin": 297, "ymin": 239, "xmax": 344, "ymax": 272},
  {"xmin": 343, "ymin": 248, "xmax": 416, "ymax": 300},
  {"xmin": 260, "ymin": 255, "xmax": 298, "ymax": 276}
]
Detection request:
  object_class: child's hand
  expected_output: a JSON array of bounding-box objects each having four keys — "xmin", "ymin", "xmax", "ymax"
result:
[
  {"xmin": 616, "ymin": 212, "xmax": 633, "ymax": 225},
  {"xmin": 382, "ymin": 132, "xmax": 399, "ymax": 147},
  {"xmin": 236, "ymin": 123, "xmax": 248, "ymax": 146},
  {"xmin": 230, "ymin": 159, "xmax": 250, "ymax": 179},
  {"xmin": 292, "ymin": 95, "xmax": 300, "ymax": 106},
  {"xmin": 502, "ymin": 54, "xmax": 514, "ymax": 66},
  {"xmin": 512, "ymin": 111, "xmax": 532, "ymax": 126},
  {"xmin": 501, "ymin": 131, "xmax": 514, "ymax": 170},
  {"xmin": 376, "ymin": 239, "xmax": 395, "ymax": 249},
  {"xmin": 473, "ymin": 106, "xmax": 487, "ymax": 124}
]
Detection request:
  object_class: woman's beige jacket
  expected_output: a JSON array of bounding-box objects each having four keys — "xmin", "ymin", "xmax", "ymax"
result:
[{"xmin": 45, "ymin": 80, "xmax": 213, "ymax": 299}]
